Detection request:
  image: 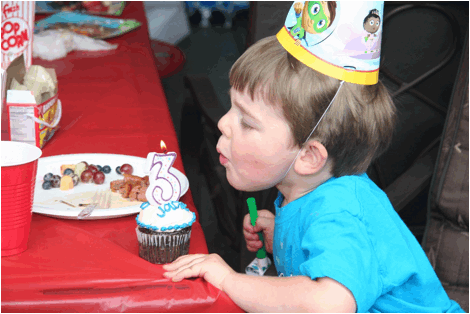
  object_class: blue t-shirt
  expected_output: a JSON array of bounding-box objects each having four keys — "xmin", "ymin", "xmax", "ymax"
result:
[{"xmin": 273, "ymin": 174, "xmax": 463, "ymax": 313}]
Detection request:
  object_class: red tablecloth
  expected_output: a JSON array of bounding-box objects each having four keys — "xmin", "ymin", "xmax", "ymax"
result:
[{"xmin": 1, "ymin": 2, "xmax": 242, "ymax": 312}]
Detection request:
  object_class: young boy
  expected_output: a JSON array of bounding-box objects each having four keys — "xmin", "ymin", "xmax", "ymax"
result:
[{"xmin": 163, "ymin": 36, "xmax": 463, "ymax": 312}]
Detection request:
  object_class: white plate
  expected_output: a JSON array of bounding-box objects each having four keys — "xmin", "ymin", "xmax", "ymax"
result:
[{"xmin": 33, "ymin": 153, "xmax": 189, "ymax": 220}]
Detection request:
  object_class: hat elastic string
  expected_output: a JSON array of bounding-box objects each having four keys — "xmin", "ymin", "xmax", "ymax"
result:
[{"xmin": 278, "ymin": 80, "xmax": 345, "ymax": 183}]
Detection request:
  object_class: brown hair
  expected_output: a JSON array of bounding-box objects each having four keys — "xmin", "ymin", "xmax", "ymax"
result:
[{"xmin": 229, "ymin": 36, "xmax": 396, "ymax": 177}]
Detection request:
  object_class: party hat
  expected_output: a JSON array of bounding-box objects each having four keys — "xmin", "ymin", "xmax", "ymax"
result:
[{"xmin": 277, "ymin": 1, "xmax": 384, "ymax": 85}]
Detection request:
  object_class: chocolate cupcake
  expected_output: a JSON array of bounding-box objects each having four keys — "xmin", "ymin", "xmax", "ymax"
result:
[{"xmin": 136, "ymin": 201, "xmax": 196, "ymax": 264}]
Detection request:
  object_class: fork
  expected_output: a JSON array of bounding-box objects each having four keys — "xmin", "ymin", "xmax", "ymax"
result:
[{"xmin": 77, "ymin": 190, "xmax": 111, "ymax": 219}]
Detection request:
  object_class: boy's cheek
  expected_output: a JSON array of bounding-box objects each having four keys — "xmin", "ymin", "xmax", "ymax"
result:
[{"xmin": 225, "ymin": 166, "xmax": 257, "ymax": 190}]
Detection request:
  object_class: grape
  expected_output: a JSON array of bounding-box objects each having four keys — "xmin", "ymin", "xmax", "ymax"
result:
[
  {"xmin": 42, "ymin": 181, "xmax": 52, "ymax": 190},
  {"xmin": 93, "ymin": 171, "xmax": 105, "ymax": 184},
  {"xmin": 51, "ymin": 177, "xmax": 61, "ymax": 188},
  {"xmin": 102, "ymin": 165, "xmax": 111, "ymax": 174},
  {"xmin": 43, "ymin": 173, "xmax": 53, "ymax": 181},
  {"xmin": 120, "ymin": 164, "xmax": 133, "ymax": 175},
  {"xmin": 80, "ymin": 169, "xmax": 94, "ymax": 183},
  {"xmin": 88, "ymin": 165, "xmax": 98, "ymax": 174},
  {"xmin": 71, "ymin": 174, "xmax": 80, "ymax": 186}
]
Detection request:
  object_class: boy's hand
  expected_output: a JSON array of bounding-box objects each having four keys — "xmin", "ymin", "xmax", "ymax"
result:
[
  {"xmin": 243, "ymin": 209, "xmax": 275, "ymax": 254},
  {"xmin": 162, "ymin": 254, "xmax": 235, "ymax": 291}
]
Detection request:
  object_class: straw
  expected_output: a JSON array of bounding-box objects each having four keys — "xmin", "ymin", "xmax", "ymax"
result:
[{"xmin": 246, "ymin": 197, "xmax": 267, "ymax": 259}]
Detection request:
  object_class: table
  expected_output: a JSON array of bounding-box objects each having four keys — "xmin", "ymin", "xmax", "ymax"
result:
[{"xmin": 1, "ymin": 2, "xmax": 242, "ymax": 312}]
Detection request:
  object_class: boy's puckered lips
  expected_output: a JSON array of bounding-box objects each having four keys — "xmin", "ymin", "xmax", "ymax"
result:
[{"xmin": 217, "ymin": 147, "xmax": 229, "ymax": 165}]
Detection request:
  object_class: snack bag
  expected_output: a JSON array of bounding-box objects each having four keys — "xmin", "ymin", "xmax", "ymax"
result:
[
  {"xmin": 2, "ymin": 1, "xmax": 62, "ymax": 149},
  {"xmin": 5, "ymin": 59, "xmax": 61, "ymax": 148}
]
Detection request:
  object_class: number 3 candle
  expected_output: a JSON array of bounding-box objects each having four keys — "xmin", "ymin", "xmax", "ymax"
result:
[{"xmin": 145, "ymin": 141, "xmax": 182, "ymax": 205}]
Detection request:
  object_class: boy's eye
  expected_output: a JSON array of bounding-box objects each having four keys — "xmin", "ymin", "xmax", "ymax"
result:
[{"xmin": 241, "ymin": 119, "xmax": 254, "ymax": 130}]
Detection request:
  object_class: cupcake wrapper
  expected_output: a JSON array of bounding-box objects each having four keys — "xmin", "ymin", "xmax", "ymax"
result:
[{"xmin": 136, "ymin": 226, "xmax": 191, "ymax": 264}]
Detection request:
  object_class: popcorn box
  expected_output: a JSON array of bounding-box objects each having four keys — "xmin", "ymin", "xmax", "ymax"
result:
[
  {"xmin": 1, "ymin": 1, "xmax": 35, "ymax": 111},
  {"xmin": 1, "ymin": 1, "xmax": 62, "ymax": 149}
]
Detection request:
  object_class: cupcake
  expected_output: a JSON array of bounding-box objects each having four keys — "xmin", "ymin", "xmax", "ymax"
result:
[{"xmin": 136, "ymin": 200, "xmax": 196, "ymax": 264}]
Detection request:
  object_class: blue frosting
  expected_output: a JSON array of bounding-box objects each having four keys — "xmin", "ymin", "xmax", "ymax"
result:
[
  {"xmin": 140, "ymin": 202, "xmax": 150, "ymax": 209},
  {"xmin": 136, "ymin": 201, "xmax": 196, "ymax": 232}
]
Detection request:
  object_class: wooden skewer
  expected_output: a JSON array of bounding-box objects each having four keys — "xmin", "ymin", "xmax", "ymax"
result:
[{"xmin": 58, "ymin": 200, "xmax": 76, "ymax": 207}]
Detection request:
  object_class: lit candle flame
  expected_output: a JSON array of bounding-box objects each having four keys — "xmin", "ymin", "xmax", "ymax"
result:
[{"xmin": 160, "ymin": 140, "xmax": 168, "ymax": 154}]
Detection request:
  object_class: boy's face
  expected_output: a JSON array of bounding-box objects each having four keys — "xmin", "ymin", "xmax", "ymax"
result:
[{"xmin": 216, "ymin": 88, "xmax": 298, "ymax": 192}]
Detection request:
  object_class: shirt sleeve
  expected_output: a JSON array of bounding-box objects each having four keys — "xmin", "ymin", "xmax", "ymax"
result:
[{"xmin": 299, "ymin": 211, "xmax": 383, "ymax": 312}]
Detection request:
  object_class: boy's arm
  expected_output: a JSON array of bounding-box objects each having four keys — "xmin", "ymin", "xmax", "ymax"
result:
[
  {"xmin": 223, "ymin": 273, "xmax": 357, "ymax": 313},
  {"xmin": 163, "ymin": 254, "xmax": 356, "ymax": 312}
]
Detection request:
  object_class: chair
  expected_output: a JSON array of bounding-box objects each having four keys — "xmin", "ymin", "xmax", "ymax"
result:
[
  {"xmin": 376, "ymin": 2, "xmax": 463, "ymax": 239},
  {"xmin": 422, "ymin": 35, "xmax": 468, "ymax": 312}
]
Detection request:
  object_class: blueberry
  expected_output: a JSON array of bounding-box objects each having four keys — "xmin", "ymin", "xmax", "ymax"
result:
[
  {"xmin": 43, "ymin": 172, "xmax": 53, "ymax": 181},
  {"xmin": 63, "ymin": 168, "xmax": 74, "ymax": 176},
  {"xmin": 96, "ymin": 165, "xmax": 103, "ymax": 172},
  {"xmin": 42, "ymin": 181, "xmax": 52, "ymax": 190},
  {"xmin": 116, "ymin": 166, "xmax": 121, "ymax": 175},
  {"xmin": 102, "ymin": 165, "xmax": 111, "ymax": 174}
]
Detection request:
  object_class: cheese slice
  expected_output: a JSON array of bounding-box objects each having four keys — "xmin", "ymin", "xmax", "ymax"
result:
[
  {"xmin": 60, "ymin": 176, "xmax": 74, "ymax": 191},
  {"xmin": 61, "ymin": 164, "xmax": 76, "ymax": 175}
]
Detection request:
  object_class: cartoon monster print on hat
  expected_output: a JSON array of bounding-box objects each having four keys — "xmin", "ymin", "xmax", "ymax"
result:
[{"xmin": 277, "ymin": 1, "xmax": 384, "ymax": 85}]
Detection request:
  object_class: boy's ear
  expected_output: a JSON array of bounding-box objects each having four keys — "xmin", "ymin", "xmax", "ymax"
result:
[{"xmin": 294, "ymin": 140, "xmax": 329, "ymax": 175}]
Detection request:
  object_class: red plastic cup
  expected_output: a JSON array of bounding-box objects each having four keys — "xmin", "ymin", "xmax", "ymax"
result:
[
  {"xmin": 1, "ymin": 198, "xmax": 34, "ymax": 209},
  {"xmin": 1, "ymin": 183, "xmax": 36, "ymax": 193},
  {"xmin": 2, "ymin": 205, "xmax": 32, "ymax": 220},
  {"xmin": 1, "ymin": 190, "xmax": 35, "ymax": 203},
  {"xmin": 1, "ymin": 222, "xmax": 32, "ymax": 256},
  {"xmin": 2, "ymin": 215, "xmax": 31, "ymax": 227},
  {"xmin": 2, "ymin": 219, "xmax": 31, "ymax": 228},
  {"xmin": 1, "ymin": 180, "xmax": 36, "ymax": 191},
  {"xmin": 2, "ymin": 220, "xmax": 30, "ymax": 230},
  {"xmin": 2, "ymin": 204, "xmax": 31, "ymax": 216},
  {"xmin": 1, "ymin": 188, "xmax": 35, "ymax": 199},
  {"xmin": 1, "ymin": 141, "xmax": 42, "ymax": 257},
  {"xmin": 1, "ymin": 200, "xmax": 34, "ymax": 210},
  {"xmin": 2, "ymin": 188, "xmax": 35, "ymax": 201},
  {"xmin": 1, "ymin": 197, "xmax": 35, "ymax": 208},
  {"xmin": 1, "ymin": 215, "xmax": 34, "ymax": 255},
  {"xmin": 1, "ymin": 187, "xmax": 33, "ymax": 199}
]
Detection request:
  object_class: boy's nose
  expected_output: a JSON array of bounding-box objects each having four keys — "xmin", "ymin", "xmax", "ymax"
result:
[{"xmin": 217, "ymin": 113, "xmax": 231, "ymax": 138}]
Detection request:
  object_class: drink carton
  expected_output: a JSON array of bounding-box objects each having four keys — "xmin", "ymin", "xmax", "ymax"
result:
[{"xmin": 1, "ymin": 1, "xmax": 62, "ymax": 148}]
